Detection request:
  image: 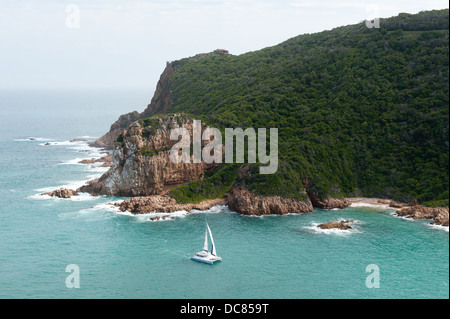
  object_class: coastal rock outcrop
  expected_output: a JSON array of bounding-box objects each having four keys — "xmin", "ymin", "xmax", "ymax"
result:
[
  {"xmin": 388, "ymin": 200, "xmax": 409, "ymax": 209},
  {"xmin": 302, "ymin": 179, "xmax": 350, "ymax": 210},
  {"xmin": 42, "ymin": 188, "xmax": 78, "ymax": 198},
  {"xmin": 311, "ymin": 197, "xmax": 351, "ymax": 210},
  {"xmin": 78, "ymin": 154, "xmax": 113, "ymax": 167},
  {"xmin": 149, "ymin": 215, "xmax": 172, "ymax": 221},
  {"xmin": 117, "ymin": 196, "xmax": 226, "ymax": 214},
  {"xmin": 89, "ymin": 111, "xmax": 141, "ymax": 149},
  {"xmin": 317, "ymin": 220, "xmax": 353, "ymax": 230},
  {"xmin": 227, "ymin": 188, "xmax": 313, "ymax": 215},
  {"xmin": 396, "ymin": 204, "xmax": 449, "ymax": 226},
  {"xmin": 79, "ymin": 114, "xmax": 217, "ymax": 197}
]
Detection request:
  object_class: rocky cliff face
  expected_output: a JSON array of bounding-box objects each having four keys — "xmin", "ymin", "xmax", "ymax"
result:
[
  {"xmin": 227, "ymin": 188, "xmax": 313, "ymax": 215},
  {"xmin": 80, "ymin": 114, "xmax": 216, "ymax": 196},
  {"xmin": 141, "ymin": 62, "xmax": 175, "ymax": 118}
]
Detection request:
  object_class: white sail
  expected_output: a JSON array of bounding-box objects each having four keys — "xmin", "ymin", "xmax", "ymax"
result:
[
  {"xmin": 203, "ymin": 229, "xmax": 208, "ymax": 251},
  {"xmin": 207, "ymin": 223, "xmax": 217, "ymax": 256}
]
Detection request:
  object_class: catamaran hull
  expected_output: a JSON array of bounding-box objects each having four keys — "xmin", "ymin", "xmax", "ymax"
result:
[{"xmin": 191, "ymin": 256, "xmax": 222, "ymax": 264}]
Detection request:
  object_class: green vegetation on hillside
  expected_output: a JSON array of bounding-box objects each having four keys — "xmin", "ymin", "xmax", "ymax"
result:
[{"xmin": 164, "ymin": 10, "xmax": 449, "ymax": 204}]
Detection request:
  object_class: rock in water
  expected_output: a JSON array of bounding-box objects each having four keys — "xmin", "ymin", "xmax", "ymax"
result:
[
  {"xmin": 317, "ymin": 220, "xmax": 354, "ymax": 230},
  {"xmin": 42, "ymin": 188, "xmax": 78, "ymax": 198}
]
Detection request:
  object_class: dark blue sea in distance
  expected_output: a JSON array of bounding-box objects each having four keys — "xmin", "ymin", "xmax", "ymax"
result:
[{"xmin": 0, "ymin": 89, "xmax": 448, "ymax": 299}]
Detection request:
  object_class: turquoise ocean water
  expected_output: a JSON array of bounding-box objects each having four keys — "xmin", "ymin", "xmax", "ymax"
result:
[{"xmin": 0, "ymin": 90, "xmax": 448, "ymax": 299}]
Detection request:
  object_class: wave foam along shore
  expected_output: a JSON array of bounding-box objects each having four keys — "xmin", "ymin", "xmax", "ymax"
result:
[
  {"xmin": 350, "ymin": 202, "xmax": 394, "ymax": 210},
  {"xmin": 40, "ymin": 139, "xmax": 107, "ymax": 162},
  {"xmin": 26, "ymin": 136, "xmax": 112, "ymax": 200},
  {"xmin": 108, "ymin": 201, "xmax": 228, "ymax": 222},
  {"xmin": 28, "ymin": 191, "xmax": 97, "ymax": 202},
  {"xmin": 346, "ymin": 197, "xmax": 400, "ymax": 210},
  {"xmin": 427, "ymin": 223, "xmax": 449, "ymax": 232},
  {"xmin": 303, "ymin": 221, "xmax": 362, "ymax": 236},
  {"xmin": 14, "ymin": 137, "xmax": 53, "ymax": 142}
]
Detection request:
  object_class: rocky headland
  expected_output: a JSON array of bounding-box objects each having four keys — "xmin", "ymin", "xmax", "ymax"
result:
[{"xmin": 78, "ymin": 114, "xmax": 217, "ymax": 197}]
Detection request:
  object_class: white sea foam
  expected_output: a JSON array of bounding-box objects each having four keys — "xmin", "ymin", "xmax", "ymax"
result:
[
  {"xmin": 39, "ymin": 140, "xmax": 73, "ymax": 146},
  {"xmin": 28, "ymin": 193, "xmax": 53, "ymax": 200},
  {"xmin": 390, "ymin": 212, "xmax": 449, "ymax": 232},
  {"xmin": 389, "ymin": 211, "xmax": 415, "ymax": 221},
  {"xmin": 14, "ymin": 137, "xmax": 53, "ymax": 142},
  {"xmin": 28, "ymin": 136, "xmax": 111, "ymax": 202},
  {"xmin": 54, "ymin": 141, "xmax": 106, "ymax": 164},
  {"xmin": 350, "ymin": 202, "xmax": 393, "ymax": 209},
  {"xmin": 107, "ymin": 203, "xmax": 229, "ymax": 222},
  {"xmin": 34, "ymin": 179, "xmax": 89, "ymax": 193},
  {"xmin": 86, "ymin": 165, "xmax": 110, "ymax": 173},
  {"xmin": 28, "ymin": 191, "xmax": 97, "ymax": 202},
  {"xmin": 427, "ymin": 223, "xmax": 449, "ymax": 232},
  {"xmin": 31, "ymin": 162, "xmax": 106, "ymax": 198},
  {"xmin": 58, "ymin": 157, "xmax": 86, "ymax": 165},
  {"xmin": 67, "ymin": 144, "xmax": 102, "ymax": 154},
  {"xmin": 65, "ymin": 192, "xmax": 98, "ymax": 202},
  {"xmin": 95, "ymin": 200, "xmax": 124, "ymax": 211},
  {"xmin": 190, "ymin": 205, "xmax": 229, "ymax": 215},
  {"xmin": 40, "ymin": 138, "xmax": 109, "ymax": 175},
  {"xmin": 58, "ymin": 202, "xmax": 117, "ymax": 221},
  {"xmin": 303, "ymin": 219, "xmax": 362, "ymax": 236},
  {"xmin": 38, "ymin": 139, "xmax": 99, "ymax": 152}
]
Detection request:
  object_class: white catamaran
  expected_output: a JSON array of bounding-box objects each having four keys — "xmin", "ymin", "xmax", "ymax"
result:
[{"xmin": 191, "ymin": 222, "xmax": 222, "ymax": 264}]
